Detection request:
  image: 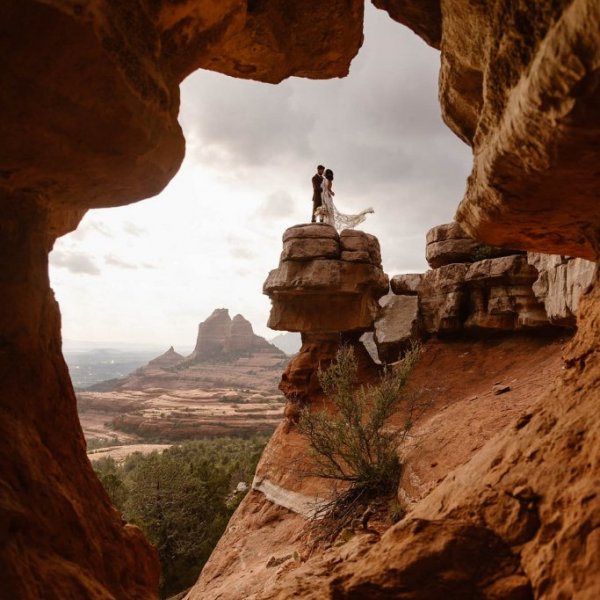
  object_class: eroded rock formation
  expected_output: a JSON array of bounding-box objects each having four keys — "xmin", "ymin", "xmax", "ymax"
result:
[
  {"xmin": 263, "ymin": 224, "xmax": 388, "ymax": 424},
  {"xmin": 187, "ymin": 309, "xmax": 280, "ymax": 362},
  {"xmin": 2, "ymin": 0, "xmax": 600, "ymax": 598},
  {"xmin": 386, "ymin": 0, "xmax": 600, "ymax": 260},
  {"xmin": 528, "ymin": 252, "xmax": 597, "ymax": 326},
  {"xmin": 258, "ymin": 272, "xmax": 600, "ymax": 600},
  {"xmin": 0, "ymin": 3, "xmax": 363, "ymax": 597},
  {"xmin": 378, "ymin": 223, "xmax": 596, "ymax": 362}
]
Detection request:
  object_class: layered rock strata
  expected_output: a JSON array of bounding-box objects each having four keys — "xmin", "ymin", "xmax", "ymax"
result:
[
  {"xmin": 425, "ymin": 221, "xmax": 521, "ymax": 269},
  {"xmin": 2, "ymin": 1, "xmax": 600, "ymax": 598},
  {"xmin": 380, "ymin": 223, "xmax": 598, "ymax": 362},
  {"xmin": 264, "ymin": 224, "xmax": 388, "ymax": 426},
  {"xmin": 528, "ymin": 253, "xmax": 597, "ymax": 326},
  {"xmin": 373, "ymin": 294, "xmax": 420, "ymax": 363},
  {"xmin": 186, "ymin": 309, "xmax": 280, "ymax": 362},
  {"xmin": 260, "ymin": 270, "xmax": 600, "ymax": 600},
  {"xmin": 265, "ymin": 225, "xmax": 388, "ymax": 335}
]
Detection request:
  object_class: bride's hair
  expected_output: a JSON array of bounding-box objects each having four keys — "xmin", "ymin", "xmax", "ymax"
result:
[{"xmin": 325, "ymin": 169, "xmax": 334, "ymax": 181}]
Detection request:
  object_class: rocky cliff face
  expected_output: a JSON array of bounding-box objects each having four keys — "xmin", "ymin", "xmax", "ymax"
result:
[
  {"xmin": 190, "ymin": 228, "xmax": 587, "ymax": 599},
  {"xmin": 378, "ymin": 223, "xmax": 597, "ymax": 361},
  {"xmin": 2, "ymin": 1, "xmax": 599, "ymax": 598},
  {"xmin": 191, "ymin": 6, "xmax": 600, "ymax": 587},
  {"xmin": 390, "ymin": 0, "xmax": 600, "ymax": 260},
  {"xmin": 263, "ymin": 224, "xmax": 388, "ymax": 427},
  {"xmin": 0, "ymin": 3, "xmax": 363, "ymax": 597}
]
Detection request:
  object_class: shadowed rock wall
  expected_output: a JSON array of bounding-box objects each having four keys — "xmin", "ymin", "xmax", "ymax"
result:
[
  {"xmin": 1, "ymin": 0, "xmax": 600, "ymax": 598},
  {"xmin": 0, "ymin": 3, "xmax": 363, "ymax": 598}
]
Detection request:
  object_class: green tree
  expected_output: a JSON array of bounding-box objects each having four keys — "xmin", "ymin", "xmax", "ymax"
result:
[{"xmin": 92, "ymin": 437, "xmax": 268, "ymax": 598}]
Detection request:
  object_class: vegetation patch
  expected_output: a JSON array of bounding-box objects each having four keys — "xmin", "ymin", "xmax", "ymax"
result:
[
  {"xmin": 297, "ymin": 344, "xmax": 423, "ymax": 541},
  {"xmin": 93, "ymin": 436, "xmax": 268, "ymax": 598}
]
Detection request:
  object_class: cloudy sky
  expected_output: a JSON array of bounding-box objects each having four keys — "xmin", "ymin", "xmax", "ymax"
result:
[{"xmin": 50, "ymin": 4, "xmax": 472, "ymax": 350}]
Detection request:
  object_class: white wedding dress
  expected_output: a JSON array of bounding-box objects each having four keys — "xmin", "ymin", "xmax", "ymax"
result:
[{"xmin": 320, "ymin": 179, "xmax": 373, "ymax": 231}]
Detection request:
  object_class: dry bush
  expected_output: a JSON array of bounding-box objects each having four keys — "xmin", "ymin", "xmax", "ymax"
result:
[{"xmin": 297, "ymin": 343, "xmax": 422, "ymax": 534}]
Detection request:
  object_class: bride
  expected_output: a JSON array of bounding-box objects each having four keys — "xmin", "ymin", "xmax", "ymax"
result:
[{"xmin": 318, "ymin": 169, "xmax": 374, "ymax": 231}]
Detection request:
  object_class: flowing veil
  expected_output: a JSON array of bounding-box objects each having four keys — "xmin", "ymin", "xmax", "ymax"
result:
[{"xmin": 321, "ymin": 181, "xmax": 373, "ymax": 231}]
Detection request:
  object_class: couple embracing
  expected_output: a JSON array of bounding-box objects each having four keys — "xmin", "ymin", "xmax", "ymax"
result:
[{"xmin": 311, "ymin": 164, "xmax": 373, "ymax": 232}]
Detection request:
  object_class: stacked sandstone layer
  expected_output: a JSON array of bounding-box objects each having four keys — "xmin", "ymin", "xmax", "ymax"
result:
[
  {"xmin": 374, "ymin": 222, "xmax": 596, "ymax": 362},
  {"xmin": 263, "ymin": 223, "xmax": 388, "ymax": 423},
  {"xmin": 186, "ymin": 308, "xmax": 281, "ymax": 363}
]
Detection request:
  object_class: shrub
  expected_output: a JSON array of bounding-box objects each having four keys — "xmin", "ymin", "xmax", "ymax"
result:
[{"xmin": 297, "ymin": 344, "xmax": 422, "ymax": 526}]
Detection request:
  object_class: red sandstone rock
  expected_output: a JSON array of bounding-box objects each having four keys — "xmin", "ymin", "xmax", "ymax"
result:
[
  {"xmin": 2, "ymin": 2, "xmax": 600, "ymax": 598},
  {"xmin": 0, "ymin": 3, "xmax": 364, "ymax": 592},
  {"xmin": 425, "ymin": 222, "xmax": 480, "ymax": 268},
  {"xmin": 528, "ymin": 253, "xmax": 597, "ymax": 327},
  {"xmin": 211, "ymin": 279, "xmax": 599, "ymax": 599},
  {"xmin": 392, "ymin": 252, "xmax": 552, "ymax": 335},
  {"xmin": 187, "ymin": 308, "xmax": 281, "ymax": 362},
  {"xmin": 381, "ymin": 3, "xmax": 600, "ymax": 259},
  {"xmin": 425, "ymin": 222, "xmax": 523, "ymax": 269},
  {"xmin": 373, "ymin": 293, "xmax": 420, "ymax": 363},
  {"xmin": 148, "ymin": 346, "xmax": 184, "ymax": 367},
  {"xmin": 340, "ymin": 229, "xmax": 382, "ymax": 265},
  {"xmin": 417, "ymin": 263, "xmax": 469, "ymax": 334},
  {"xmin": 390, "ymin": 273, "xmax": 422, "ymax": 295},
  {"xmin": 192, "ymin": 330, "xmax": 569, "ymax": 599},
  {"xmin": 464, "ymin": 255, "xmax": 549, "ymax": 331},
  {"xmin": 281, "ymin": 238, "xmax": 340, "ymax": 262},
  {"xmin": 283, "ymin": 223, "xmax": 340, "ymax": 243},
  {"xmin": 264, "ymin": 225, "xmax": 389, "ymax": 334}
]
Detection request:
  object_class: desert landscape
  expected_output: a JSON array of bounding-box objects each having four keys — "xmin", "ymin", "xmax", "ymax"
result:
[{"xmin": 77, "ymin": 309, "xmax": 289, "ymax": 444}]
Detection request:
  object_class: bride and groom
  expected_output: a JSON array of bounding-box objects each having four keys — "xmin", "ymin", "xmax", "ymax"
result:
[{"xmin": 311, "ymin": 165, "xmax": 373, "ymax": 231}]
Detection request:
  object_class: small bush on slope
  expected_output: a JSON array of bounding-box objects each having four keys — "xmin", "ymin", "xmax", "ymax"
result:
[{"xmin": 297, "ymin": 344, "xmax": 422, "ymax": 533}]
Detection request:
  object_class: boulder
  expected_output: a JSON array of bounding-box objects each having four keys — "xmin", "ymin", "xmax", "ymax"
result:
[
  {"xmin": 340, "ymin": 229, "xmax": 382, "ymax": 265},
  {"xmin": 264, "ymin": 225, "xmax": 389, "ymax": 334},
  {"xmin": 464, "ymin": 256, "xmax": 549, "ymax": 331},
  {"xmin": 281, "ymin": 237, "xmax": 340, "ymax": 261},
  {"xmin": 374, "ymin": 294, "xmax": 420, "ymax": 363},
  {"xmin": 390, "ymin": 273, "xmax": 422, "ymax": 295},
  {"xmin": 417, "ymin": 263, "xmax": 469, "ymax": 334},
  {"xmin": 527, "ymin": 253, "xmax": 597, "ymax": 326},
  {"xmin": 425, "ymin": 222, "xmax": 522, "ymax": 269}
]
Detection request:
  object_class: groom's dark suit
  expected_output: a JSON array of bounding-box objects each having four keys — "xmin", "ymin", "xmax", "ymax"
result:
[{"xmin": 311, "ymin": 173, "xmax": 323, "ymax": 222}]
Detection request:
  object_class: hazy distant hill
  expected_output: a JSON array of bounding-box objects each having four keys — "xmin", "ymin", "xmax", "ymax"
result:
[{"xmin": 269, "ymin": 332, "xmax": 301, "ymax": 355}]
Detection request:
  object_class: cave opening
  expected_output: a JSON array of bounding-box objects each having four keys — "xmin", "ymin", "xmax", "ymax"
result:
[{"xmin": 49, "ymin": 4, "xmax": 471, "ymax": 388}]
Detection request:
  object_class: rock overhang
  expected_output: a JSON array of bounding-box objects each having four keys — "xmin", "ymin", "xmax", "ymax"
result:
[{"xmin": 264, "ymin": 224, "xmax": 389, "ymax": 334}]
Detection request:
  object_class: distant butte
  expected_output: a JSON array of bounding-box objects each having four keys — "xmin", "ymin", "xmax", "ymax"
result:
[{"xmin": 183, "ymin": 309, "xmax": 285, "ymax": 366}]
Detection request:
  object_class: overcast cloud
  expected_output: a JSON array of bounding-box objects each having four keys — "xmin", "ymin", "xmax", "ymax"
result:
[{"xmin": 50, "ymin": 4, "xmax": 472, "ymax": 348}]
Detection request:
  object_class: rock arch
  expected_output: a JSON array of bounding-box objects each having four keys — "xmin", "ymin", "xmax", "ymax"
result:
[{"xmin": 1, "ymin": 1, "xmax": 598, "ymax": 598}]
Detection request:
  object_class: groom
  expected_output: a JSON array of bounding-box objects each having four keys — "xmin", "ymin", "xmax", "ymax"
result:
[{"xmin": 311, "ymin": 164, "xmax": 325, "ymax": 222}]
